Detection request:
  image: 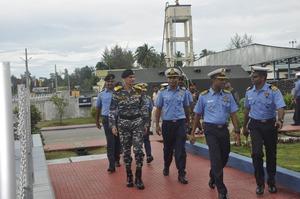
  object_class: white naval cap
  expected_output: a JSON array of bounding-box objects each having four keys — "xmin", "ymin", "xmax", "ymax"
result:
[
  {"xmin": 207, "ymin": 68, "xmax": 228, "ymax": 79},
  {"xmin": 296, "ymin": 72, "xmax": 300, "ymax": 77},
  {"xmin": 164, "ymin": 67, "xmax": 182, "ymax": 77},
  {"xmin": 251, "ymin": 66, "xmax": 270, "ymax": 73}
]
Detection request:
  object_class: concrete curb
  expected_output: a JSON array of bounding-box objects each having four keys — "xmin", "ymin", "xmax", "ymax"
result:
[
  {"xmin": 185, "ymin": 142, "xmax": 300, "ymax": 194},
  {"xmin": 41, "ymin": 124, "xmax": 96, "ymax": 131}
]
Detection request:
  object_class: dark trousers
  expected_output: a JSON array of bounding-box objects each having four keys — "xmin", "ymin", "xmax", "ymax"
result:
[
  {"xmin": 293, "ymin": 98, "xmax": 300, "ymax": 124},
  {"xmin": 204, "ymin": 123, "xmax": 230, "ymax": 195},
  {"xmin": 102, "ymin": 116, "xmax": 121, "ymax": 169},
  {"xmin": 162, "ymin": 119, "xmax": 187, "ymax": 176},
  {"xmin": 143, "ymin": 132, "xmax": 152, "ymax": 157},
  {"xmin": 248, "ymin": 118, "xmax": 277, "ymax": 186}
]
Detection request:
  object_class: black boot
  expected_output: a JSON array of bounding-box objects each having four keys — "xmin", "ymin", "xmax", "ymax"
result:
[
  {"xmin": 126, "ymin": 167, "xmax": 133, "ymax": 187},
  {"xmin": 135, "ymin": 167, "xmax": 145, "ymax": 190}
]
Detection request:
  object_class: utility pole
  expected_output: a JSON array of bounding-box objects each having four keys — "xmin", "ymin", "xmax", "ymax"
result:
[
  {"xmin": 55, "ymin": 65, "xmax": 58, "ymax": 93},
  {"xmin": 65, "ymin": 68, "xmax": 71, "ymax": 96},
  {"xmin": 20, "ymin": 48, "xmax": 32, "ymax": 88}
]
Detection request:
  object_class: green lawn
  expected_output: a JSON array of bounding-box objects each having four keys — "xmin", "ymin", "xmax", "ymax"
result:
[
  {"xmin": 37, "ymin": 117, "xmax": 95, "ymax": 128},
  {"xmin": 45, "ymin": 147, "xmax": 107, "ymax": 160},
  {"xmin": 196, "ymin": 135, "xmax": 300, "ymax": 172}
]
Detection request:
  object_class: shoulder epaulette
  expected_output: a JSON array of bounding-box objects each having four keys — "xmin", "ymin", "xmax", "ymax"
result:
[
  {"xmin": 270, "ymin": 85, "xmax": 278, "ymax": 91},
  {"xmin": 200, "ymin": 90, "xmax": 209, "ymax": 95},
  {"xmin": 133, "ymin": 85, "xmax": 142, "ymax": 90},
  {"xmin": 114, "ymin": 85, "xmax": 123, "ymax": 92},
  {"xmin": 246, "ymin": 86, "xmax": 253, "ymax": 91},
  {"xmin": 223, "ymin": 89, "xmax": 231, "ymax": 93},
  {"xmin": 160, "ymin": 87, "xmax": 167, "ymax": 91}
]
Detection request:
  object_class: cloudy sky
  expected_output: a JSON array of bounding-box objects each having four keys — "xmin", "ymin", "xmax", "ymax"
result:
[{"xmin": 0, "ymin": 0, "xmax": 299, "ymax": 78}]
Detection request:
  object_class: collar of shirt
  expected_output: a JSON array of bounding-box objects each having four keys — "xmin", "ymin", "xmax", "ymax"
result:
[
  {"xmin": 167, "ymin": 85, "xmax": 180, "ymax": 91},
  {"xmin": 209, "ymin": 87, "xmax": 223, "ymax": 96},
  {"xmin": 253, "ymin": 83, "xmax": 269, "ymax": 92},
  {"xmin": 103, "ymin": 88, "xmax": 113, "ymax": 93}
]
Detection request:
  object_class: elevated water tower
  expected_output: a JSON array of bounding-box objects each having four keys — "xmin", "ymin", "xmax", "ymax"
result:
[{"xmin": 163, "ymin": 1, "xmax": 194, "ymax": 67}]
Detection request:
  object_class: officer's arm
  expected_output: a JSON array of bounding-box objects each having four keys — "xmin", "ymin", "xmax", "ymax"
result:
[
  {"xmin": 155, "ymin": 108, "xmax": 162, "ymax": 126},
  {"xmin": 230, "ymin": 112, "xmax": 240, "ymax": 133},
  {"xmin": 191, "ymin": 113, "xmax": 201, "ymax": 136},
  {"xmin": 276, "ymin": 108, "xmax": 285, "ymax": 129},
  {"xmin": 109, "ymin": 93, "xmax": 118, "ymax": 129},
  {"xmin": 242, "ymin": 108, "xmax": 250, "ymax": 136},
  {"xmin": 184, "ymin": 106, "xmax": 190, "ymax": 126},
  {"xmin": 95, "ymin": 94, "xmax": 102, "ymax": 129},
  {"xmin": 96, "ymin": 107, "xmax": 101, "ymax": 129}
]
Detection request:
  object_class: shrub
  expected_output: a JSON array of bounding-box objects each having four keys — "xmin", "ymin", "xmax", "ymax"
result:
[
  {"xmin": 13, "ymin": 104, "xmax": 42, "ymax": 134},
  {"xmin": 91, "ymin": 107, "xmax": 97, "ymax": 120},
  {"xmin": 284, "ymin": 93, "xmax": 294, "ymax": 110}
]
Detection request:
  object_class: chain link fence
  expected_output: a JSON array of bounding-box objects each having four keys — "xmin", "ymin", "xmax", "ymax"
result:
[{"xmin": 16, "ymin": 84, "xmax": 34, "ymax": 199}]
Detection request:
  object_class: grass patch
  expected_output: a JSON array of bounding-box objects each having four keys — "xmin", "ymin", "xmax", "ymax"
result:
[
  {"xmin": 196, "ymin": 134, "xmax": 300, "ymax": 172},
  {"xmin": 37, "ymin": 117, "xmax": 95, "ymax": 128},
  {"xmin": 45, "ymin": 146, "xmax": 107, "ymax": 160},
  {"xmin": 45, "ymin": 150, "xmax": 77, "ymax": 160}
]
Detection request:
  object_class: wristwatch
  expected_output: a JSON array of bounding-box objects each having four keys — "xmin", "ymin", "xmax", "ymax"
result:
[{"xmin": 278, "ymin": 119, "xmax": 284, "ymax": 123}]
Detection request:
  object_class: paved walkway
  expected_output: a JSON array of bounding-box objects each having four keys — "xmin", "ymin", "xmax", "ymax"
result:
[{"xmin": 48, "ymin": 142, "xmax": 300, "ymax": 199}]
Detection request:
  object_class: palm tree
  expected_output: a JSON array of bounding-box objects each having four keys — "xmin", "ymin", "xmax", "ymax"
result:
[{"xmin": 134, "ymin": 43, "xmax": 156, "ymax": 68}]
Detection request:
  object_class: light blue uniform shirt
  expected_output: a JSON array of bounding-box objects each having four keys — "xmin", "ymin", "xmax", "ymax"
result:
[
  {"xmin": 96, "ymin": 88, "xmax": 113, "ymax": 116},
  {"xmin": 244, "ymin": 83, "xmax": 286, "ymax": 120},
  {"xmin": 194, "ymin": 88, "xmax": 238, "ymax": 124},
  {"xmin": 294, "ymin": 80, "xmax": 300, "ymax": 98},
  {"xmin": 155, "ymin": 86, "xmax": 190, "ymax": 120}
]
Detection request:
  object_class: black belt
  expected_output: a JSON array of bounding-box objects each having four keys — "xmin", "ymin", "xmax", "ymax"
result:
[
  {"xmin": 204, "ymin": 122, "xmax": 227, "ymax": 129},
  {"xmin": 250, "ymin": 118, "xmax": 275, "ymax": 123},
  {"xmin": 164, "ymin": 119, "xmax": 185, "ymax": 123},
  {"xmin": 119, "ymin": 114, "xmax": 141, "ymax": 120}
]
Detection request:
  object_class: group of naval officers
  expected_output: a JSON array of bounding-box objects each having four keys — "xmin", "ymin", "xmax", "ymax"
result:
[{"xmin": 95, "ymin": 66, "xmax": 286, "ymax": 199}]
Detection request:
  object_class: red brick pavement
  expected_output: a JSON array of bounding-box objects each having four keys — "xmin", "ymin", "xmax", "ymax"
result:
[{"xmin": 48, "ymin": 142, "xmax": 300, "ymax": 199}]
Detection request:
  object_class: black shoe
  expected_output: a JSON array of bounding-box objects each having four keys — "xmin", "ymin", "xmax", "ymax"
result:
[
  {"xmin": 146, "ymin": 156, "xmax": 154, "ymax": 163},
  {"xmin": 135, "ymin": 168, "xmax": 145, "ymax": 190},
  {"xmin": 208, "ymin": 178, "xmax": 215, "ymax": 189},
  {"xmin": 115, "ymin": 161, "xmax": 121, "ymax": 167},
  {"xmin": 126, "ymin": 168, "xmax": 134, "ymax": 187},
  {"xmin": 107, "ymin": 168, "xmax": 116, "ymax": 173},
  {"xmin": 256, "ymin": 185, "xmax": 264, "ymax": 195},
  {"xmin": 178, "ymin": 175, "xmax": 188, "ymax": 184},
  {"xmin": 292, "ymin": 123, "xmax": 300, "ymax": 126},
  {"xmin": 163, "ymin": 168, "xmax": 169, "ymax": 176},
  {"xmin": 218, "ymin": 193, "xmax": 228, "ymax": 199},
  {"xmin": 268, "ymin": 185, "xmax": 277, "ymax": 193}
]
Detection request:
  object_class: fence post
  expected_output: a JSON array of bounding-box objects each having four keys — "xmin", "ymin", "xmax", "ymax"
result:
[{"xmin": 0, "ymin": 62, "xmax": 16, "ymax": 199}]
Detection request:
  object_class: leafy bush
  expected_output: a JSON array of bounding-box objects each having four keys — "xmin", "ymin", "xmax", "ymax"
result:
[
  {"xmin": 13, "ymin": 104, "xmax": 42, "ymax": 134},
  {"xmin": 284, "ymin": 93, "xmax": 294, "ymax": 110},
  {"xmin": 90, "ymin": 107, "xmax": 97, "ymax": 120},
  {"xmin": 30, "ymin": 105, "xmax": 42, "ymax": 134}
]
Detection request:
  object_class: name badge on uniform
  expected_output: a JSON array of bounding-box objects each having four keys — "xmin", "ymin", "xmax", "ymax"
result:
[
  {"xmin": 264, "ymin": 92, "xmax": 269, "ymax": 98},
  {"xmin": 223, "ymin": 95, "xmax": 229, "ymax": 103}
]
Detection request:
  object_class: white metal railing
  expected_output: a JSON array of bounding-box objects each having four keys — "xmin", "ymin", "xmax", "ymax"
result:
[{"xmin": 0, "ymin": 62, "xmax": 16, "ymax": 199}]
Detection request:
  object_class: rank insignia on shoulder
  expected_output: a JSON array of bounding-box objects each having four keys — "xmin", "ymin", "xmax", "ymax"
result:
[
  {"xmin": 270, "ymin": 85, "xmax": 278, "ymax": 91},
  {"xmin": 223, "ymin": 89, "xmax": 231, "ymax": 93},
  {"xmin": 246, "ymin": 86, "xmax": 253, "ymax": 91},
  {"xmin": 114, "ymin": 85, "xmax": 123, "ymax": 91},
  {"xmin": 200, "ymin": 90, "xmax": 208, "ymax": 95}
]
